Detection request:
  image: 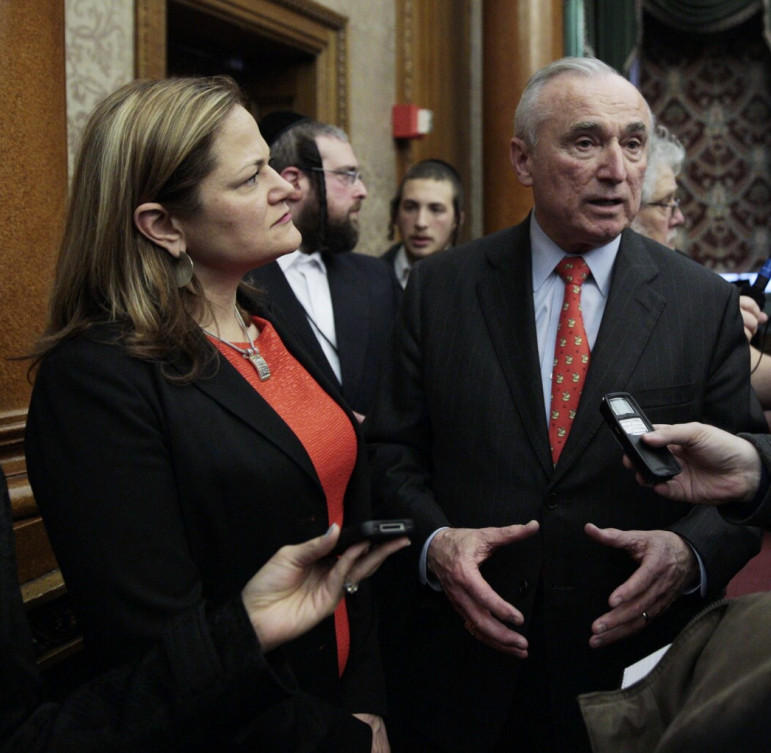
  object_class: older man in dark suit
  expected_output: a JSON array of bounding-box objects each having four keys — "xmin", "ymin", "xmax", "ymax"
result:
[
  {"xmin": 246, "ymin": 115, "xmax": 401, "ymax": 417},
  {"xmin": 366, "ymin": 57, "xmax": 767, "ymax": 753}
]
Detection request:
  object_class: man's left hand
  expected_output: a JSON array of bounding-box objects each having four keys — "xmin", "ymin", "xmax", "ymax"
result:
[{"xmin": 584, "ymin": 522, "xmax": 697, "ymax": 648}]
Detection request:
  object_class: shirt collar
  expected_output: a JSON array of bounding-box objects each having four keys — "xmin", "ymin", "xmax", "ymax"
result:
[
  {"xmin": 394, "ymin": 245, "xmax": 411, "ymax": 285},
  {"xmin": 277, "ymin": 249, "xmax": 327, "ymax": 275},
  {"xmin": 530, "ymin": 212, "xmax": 618, "ymax": 298}
]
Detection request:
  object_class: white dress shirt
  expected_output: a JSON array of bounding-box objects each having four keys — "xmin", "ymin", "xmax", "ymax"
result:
[
  {"xmin": 530, "ymin": 213, "xmax": 617, "ymax": 424},
  {"xmin": 393, "ymin": 245, "xmax": 412, "ymax": 289},
  {"xmin": 278, "ymin": 250, "xmax": 342, "ymax": 382}
]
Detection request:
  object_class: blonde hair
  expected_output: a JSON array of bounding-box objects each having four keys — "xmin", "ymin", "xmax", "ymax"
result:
[{"xmin": 32, "ymin": 76, "xmax": 245, "ymax": 381}]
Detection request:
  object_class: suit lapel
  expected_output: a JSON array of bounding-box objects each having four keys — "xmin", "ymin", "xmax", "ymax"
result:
[
  {"xmin": 326, "ymin": 254, "xmax": 368, "ymax": 400},
  {"xmin": 191, "ymin": 358, "xmax": 321, "ymax": 486},
  {"xmin": 249, "ymin": 261, "xmax": 341, "ymax": 388},
  {"xmin": 477, "ymin": 223, "xmax": 554, "ymax": 475},
  {"xmin": 554, "ymin": 230, "xmax": 667, "ymax": 476},
  {"xmin": 177, "ymin": 297, "xmax": 358, "ymax": 492}
]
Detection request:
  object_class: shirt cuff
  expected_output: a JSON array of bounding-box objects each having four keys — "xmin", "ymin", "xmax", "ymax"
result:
[
  {"xmin": 683, "ymin": 542, "xmax": 707, "ymax": 597},
  {"xmin": 419, "ymin": 527, "xmax": 449, "ymax": 591}
]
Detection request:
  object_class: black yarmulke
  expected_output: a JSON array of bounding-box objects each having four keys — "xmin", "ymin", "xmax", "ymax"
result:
[{"xmin": 258, "ymin": 110, "xmax": 309, "ymax": 146}]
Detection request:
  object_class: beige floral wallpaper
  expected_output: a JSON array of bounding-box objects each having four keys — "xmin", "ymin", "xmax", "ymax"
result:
[
  {"xmin": 315, "ymin": 0, "xmax": 397, "ymax": 256},
  {"xmin": 65, "ymin": 0, "xmax": 134, "ymax": 177}
]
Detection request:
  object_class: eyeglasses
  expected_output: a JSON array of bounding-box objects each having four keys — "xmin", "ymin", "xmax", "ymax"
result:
[
  {"xmin": 644, "ymin": 197, "xmax": 681, "ymax": 220},
  {"xmin": 308, "ymin": 167, "xmax": 365, "ymax": 186}
]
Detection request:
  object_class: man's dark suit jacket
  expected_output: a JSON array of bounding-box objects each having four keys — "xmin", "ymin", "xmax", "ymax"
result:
[
  {"xmin": 246, "ymin": 252, "xmax": 402, "ymax": 415},
  {"xmin": 365, "ymin": 217, "xmax": 767, "ymax": 753},
  {"xmin": 730, "ymin": 432, "xmax": 771, "ymax": 529},
  {"xmin": 25, "ymin": 296, "xmax": 380, "ymax": 752},
  {"xmin": 380, "ymin": 243, "xmax": 400, "ymax": 266}
]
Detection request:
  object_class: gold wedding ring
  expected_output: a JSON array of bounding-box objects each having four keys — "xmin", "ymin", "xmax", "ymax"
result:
[{"xmin": 464, "ymin": 619, "xmax": 479, "ymax": 636}]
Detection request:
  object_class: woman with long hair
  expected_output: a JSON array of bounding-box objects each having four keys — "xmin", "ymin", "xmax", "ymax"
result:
[{"xmin": 25, "ymin": 76, "xmax": 404, "ymax": 752}]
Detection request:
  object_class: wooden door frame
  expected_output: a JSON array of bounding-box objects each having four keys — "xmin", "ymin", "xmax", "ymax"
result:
[{"xmin": 135, "ymin": 0, "xmax": 349, "ymax": 129}]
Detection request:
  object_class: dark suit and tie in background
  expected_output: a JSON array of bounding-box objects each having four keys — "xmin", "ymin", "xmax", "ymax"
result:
[
  {"xmin": 247, "ymin": 114, "xmax": 402, "ymax": 417},
  {"xmin": 365, "ymin": 57, "xmax": 767, "ymax": 753}
]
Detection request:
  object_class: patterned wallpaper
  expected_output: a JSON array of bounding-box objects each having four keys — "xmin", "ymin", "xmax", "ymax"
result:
[
  {"xmin": 65, "ymin": 0, "xmax": 134, "ymax": 177},
  {"xmin": 315, "ymin": 0, "xmax": 397, "ymax": 256},
  {"xmin": 640, "ymin": 12, "xmax": 771, "ymax": 272}
]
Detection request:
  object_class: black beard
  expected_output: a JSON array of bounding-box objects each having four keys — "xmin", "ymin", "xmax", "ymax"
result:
[
  {"xmin": 296, "ymin": 203, "xmax": 359, "ymax": 254},
  {"xmin": 322, "ymin": 214, "xmax": 360, "ymax": 254}
]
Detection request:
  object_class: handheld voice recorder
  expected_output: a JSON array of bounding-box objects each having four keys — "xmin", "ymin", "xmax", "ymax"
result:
[
  {"xmin": 600, "ymin": 392, "xmax": 682, "ymax": 485},
  {"xmin": 331, "ymin": 519, "xmax": 414, "ymax": 556}
]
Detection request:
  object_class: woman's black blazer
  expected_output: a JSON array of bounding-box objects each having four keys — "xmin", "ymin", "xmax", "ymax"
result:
[{"xmin": 25, "ymin": 298, "xmax": 382, "ymax": 751}]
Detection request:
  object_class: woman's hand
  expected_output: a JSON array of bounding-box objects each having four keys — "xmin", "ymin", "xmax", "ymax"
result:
[
  {"xmin": 242, "ymin": 525, "xmax": 409, "ymax": 653},
  {"xmin": 353, "ymin": 713, "xmax": 391, "ymax": 753}
]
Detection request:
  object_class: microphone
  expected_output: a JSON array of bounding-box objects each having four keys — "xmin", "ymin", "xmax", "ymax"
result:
[{"xmin": 741, "ymin": 257, "xmax": 771, "ymax": 311}]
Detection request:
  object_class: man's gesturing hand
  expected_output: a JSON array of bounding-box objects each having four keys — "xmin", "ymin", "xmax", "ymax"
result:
[{"xmin": 427, "ymin": 521, "xmax": 539, "ymax": 657}]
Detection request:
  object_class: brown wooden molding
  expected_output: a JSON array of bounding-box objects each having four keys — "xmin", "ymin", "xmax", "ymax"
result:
[
  {"xmin": 397, "ymin": 0, "xmax": 415, "ymax": 103},
  {"xmin": 394, "ymin": 0, "xmax": 473, "ymax": 240},
  {"xmin": 136, "ymin": 0, "xmax": 348, "ymax": 128},
  {"xmin": 136, "ymin": 0, "xmax": 167, "ymax": 78},
  {"xmin": 482, "ymin": 0, "xmax": 564, "ymax": 233}
]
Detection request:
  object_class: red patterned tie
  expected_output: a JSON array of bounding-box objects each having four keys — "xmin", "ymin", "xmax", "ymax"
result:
[{"xmin": 549, "ymin": 256, "xmax": 591, "ymax": 463}]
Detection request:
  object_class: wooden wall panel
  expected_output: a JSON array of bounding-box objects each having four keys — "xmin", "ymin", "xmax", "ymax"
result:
[
  {"xmin": 395, "ymin": 0, "xmax": 473, "ymax": 242},
  {"xmin": 483, "ymin": 0, "xmax": 563, "ymax": 232},
  {"xmin": 0, "ymin": 0, "xmax": 67, "ymax": 560},
  {"xmin": 137, "ymin": 0, "xmax": 349, "ymax": 129}
]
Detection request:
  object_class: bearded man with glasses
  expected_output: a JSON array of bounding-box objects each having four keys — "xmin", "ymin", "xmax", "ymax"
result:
[{"xmin": 246, "ymin": 113, "xmax": 402, "ymax": 418}]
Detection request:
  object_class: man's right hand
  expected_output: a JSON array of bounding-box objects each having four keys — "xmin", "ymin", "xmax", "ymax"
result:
[{"xmin": 427, "ymin": 521, "xmax": 539, "ymax": 657}]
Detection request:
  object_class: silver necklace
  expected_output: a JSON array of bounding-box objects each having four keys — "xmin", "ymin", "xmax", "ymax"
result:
[{"xmin": 203, "ymin": 308, "xmax": 271, "ymax": 381}]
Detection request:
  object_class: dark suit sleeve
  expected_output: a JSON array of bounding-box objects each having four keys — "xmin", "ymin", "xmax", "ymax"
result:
[
  {"xmin": 664, "ymin": 282, "xmax": 766, "ymax": 595},
  {"xmin": 719, "ymin": 433, "xmax": 771, "ymax": 531},
  {"xmin": 25, "ymin": 340, "xmax": 203, "ymax": 666},
  {"xmin": 365, "ymin": 262, "xmax": 449, "ymax": 546}
]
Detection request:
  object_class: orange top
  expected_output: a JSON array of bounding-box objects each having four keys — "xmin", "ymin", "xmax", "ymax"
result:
[{"xmin": 209, "ymin": 316, "xmax": 357, "ymax": 675}]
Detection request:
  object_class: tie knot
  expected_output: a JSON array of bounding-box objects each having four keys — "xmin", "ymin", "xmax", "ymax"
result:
[{"xmin": 556, "ymin": 256, "xmax": 590, "ymax": 285}]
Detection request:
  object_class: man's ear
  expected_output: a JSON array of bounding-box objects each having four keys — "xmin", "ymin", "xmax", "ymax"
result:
[
  {"xmin": 133, "ymin": 203, "xmax": 185, "ymax": 257},
  {"xmin": 510, "ymin": 137, "xmax": 534, "ymax": 187},
  {"xmin": 280, "ymin": 166, "xmax": 306, "ymax": 201}
]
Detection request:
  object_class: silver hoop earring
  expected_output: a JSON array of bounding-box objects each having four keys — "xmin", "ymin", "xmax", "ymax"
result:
[{"xmin": 174, "ymin": 252, "xmax": 194, "ymax": 287}]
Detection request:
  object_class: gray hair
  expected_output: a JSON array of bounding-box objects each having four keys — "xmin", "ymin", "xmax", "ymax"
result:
[
  {"xmin": 640, "ymin": 125, "xmax": 686, "ymax": 203},
  {"xmin": 514, "ymin": 56, "xmax": 652, "ymax": 148}
]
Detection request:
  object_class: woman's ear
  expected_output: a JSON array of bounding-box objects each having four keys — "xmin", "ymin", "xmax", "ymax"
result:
[{"xmin": 133, "ymin": 203, "xmax": 185, "ymax": 257}]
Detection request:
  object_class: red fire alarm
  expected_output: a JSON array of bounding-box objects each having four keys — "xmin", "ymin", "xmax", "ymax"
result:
[{"xmin": 392, "ymin": 104, "xmax": 434, "ymax": 139}]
